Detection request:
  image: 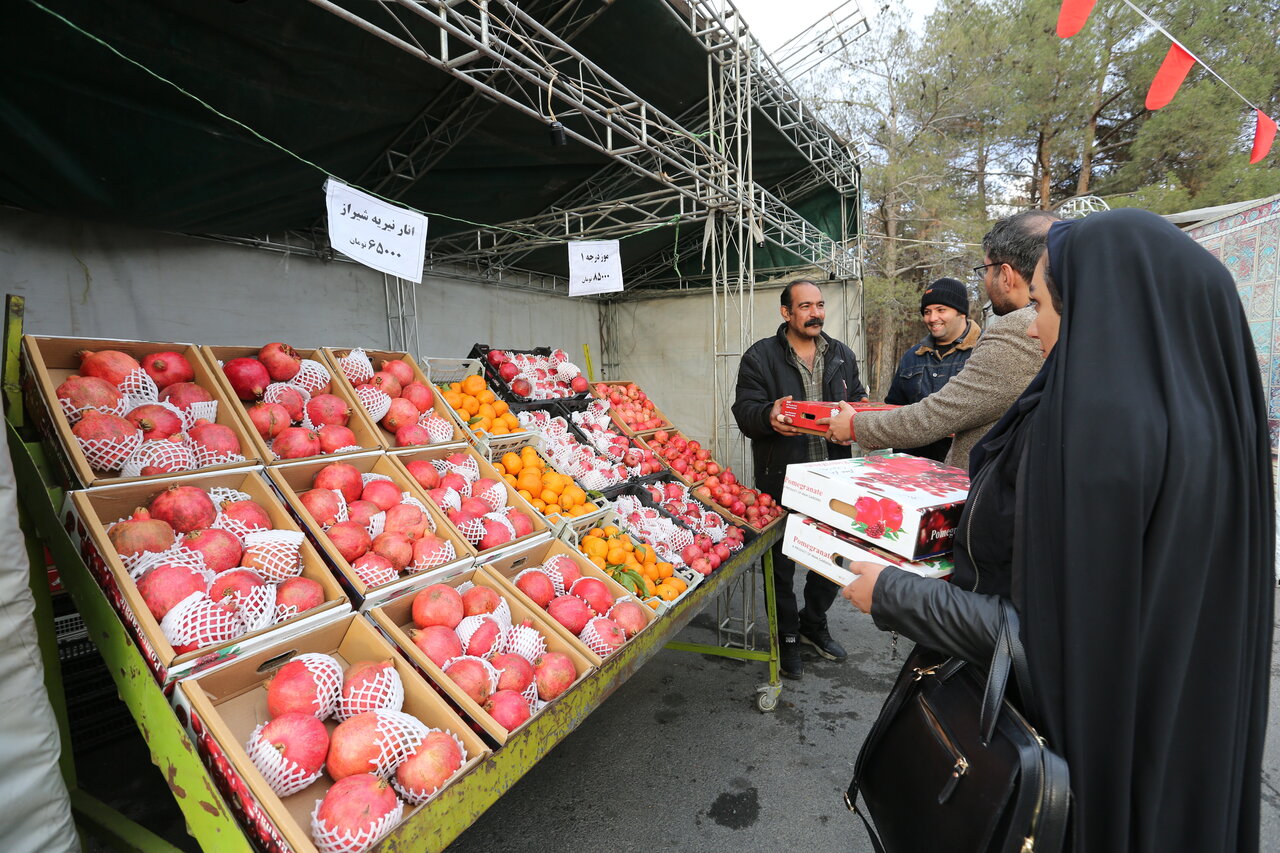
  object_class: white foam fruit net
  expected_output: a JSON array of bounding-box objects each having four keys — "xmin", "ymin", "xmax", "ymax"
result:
[
  {"xmin": 59, "ymin": 393, "xmax": 128, "ymax": 424},
  {"xmin": 390, "ymin": 728, "xmax": 469, "ymax": 805},
  {"xmin": 475, "ymin": 480, "xmax": 507, "ymax": 512},
  {"xmin": 264, "ymin": 381, "xmax": 310, "ymax": 412},
  {"xmin": 241, "ymin": 530, "xmax": 305, "ymax": 582},
  {"xmin": 363, "ymin": 510, "xmax": 387, "ymax": 540},
  {"xmin": 452, "ymin": 514, "xmax": 485, "ymax": 546},
  {"xmin": 579, "ymin": 617, "xmax": 623, "ymax": 657},
  {"xmin": 339, "ymin": 349, "xmax": 375, "ymax": 385},
  {"xmin": 441, "ymin": 454, "xmax": 480, "ymax": 483},
  {"xmin": 504, "ymin": 622, "xmax": 547, "ymax": 667},
  {"xmin": 431, "ymin": 486, "xmax": 462, "ymax": 513},
  {"xmin": 540, "ymin": 556, "xmax": 580, "ymax": 594},
  {"xmin": 455, "ymin": 614, "xmax": 506, "ymax": 659},
  {"xmin": 160, "ymin": 592, "xmax": 245, "ymax": 651},
  {"xmin": 356, "ymin": 385, "xmax": 392, "ymax": 424},
  {"xmin": 352, "ymin": 557, "xmax": 399, "ymax": 588},
  {"xmin": 291, "ymin": 359, "xmax": 332, "ymax": 396},
  {"xmin": 337, "ymin": 665, "xmax": 406, "ymax": 721},
  {"xmin": 407, "ymin": 537, "xmax": 456, "ymax": 572},
  {"xmin": 211, "ymin": 569, "xmax": 277, "ymax": 633},
  {"xmin": 613, "ymin": 496, "xmax": 695, "ymax": 565},
  {"xmin": 120, "ymin": 438, "xmax": 194, "ymax": 478},
  {"xmin": 77, "ymin": 429, "xmax": 144, "ymax": 473},
  {"xmin": 311, "ymin": 786, "xmax": 404, "ymax": 853},
  {"xmin": 288, "ymin": 653, "xmax": 345, "ymax": 720},
  {"xmin": 246, "ymin": 721, "xmax": 326, "ymax": 797},
  {"xmin": 420, "ymin": 414, "xmax": 455, "ymax": 444}
]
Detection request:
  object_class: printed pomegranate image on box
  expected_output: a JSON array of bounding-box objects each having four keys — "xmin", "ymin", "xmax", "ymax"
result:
[
  {"xmin": 781, "ymin": 513, "xmax": 953, "ymax": 588},
  {"xmin": 781, "ymin": 452, "xmax": 969, "ymax": 561}
]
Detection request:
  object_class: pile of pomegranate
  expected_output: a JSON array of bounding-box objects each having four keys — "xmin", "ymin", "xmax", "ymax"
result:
[
  {"xmin": 569, "ymin": 401, "xmax": 664, "ymax": 474},
  {"xmin": 485, "ymin": 348, "xmax": 589, "ymax": 400},
  {"xmin": 57, "ymin": 348, "xmax": 245, "ymax": 476},
  {"xmin": 296, "ymin": 462, "xmax": 463, "ymax": 590},
  {"xmin": 107, "ymin": 483, "xmax": 323, "ymax": 653},
  {"xmin": 639, "ymin": 481, "xmax": 749, "ymax": 571},
  {"xmin": 331, "ymin": 349, "xmax": 455, "ymax": 448},
  {"xmin": 399, "ymin": 451, "xmax": 537, "ymax": 554},
  {"xmin": 591, "ymin": 382, "xmax": 670, "ymax": 433},
  {"xmin": 643, "ymin": 429, "xmax": 725, "ymax": 483},
  {"xmin": 407, "ymin": 580, "xmax": 586, "ymax": 730},
  {"xmin": 691, "ymin": 472, "xmax": 784, "ymax": 530},
  {"xmin": 503, "ymin": 554, "xmax": 648, "ymax": 658},
  {"xmin": 243, "ymin": 651, "xmax": 472, "ymax": 852}
]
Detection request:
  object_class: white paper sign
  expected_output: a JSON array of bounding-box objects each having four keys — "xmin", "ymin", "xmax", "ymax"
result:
[
  {"xmin": 325, "ymin": 178, "xmax": 428, "ymax": 283},
  {"xmin": 568, "ymin": 240, "xmax": 624, "ymax": 296}
]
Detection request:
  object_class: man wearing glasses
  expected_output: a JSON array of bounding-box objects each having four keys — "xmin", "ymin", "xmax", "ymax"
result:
[{"xmin": 824, "ymin": 210, "xmax": 1058, "ymax": 469}]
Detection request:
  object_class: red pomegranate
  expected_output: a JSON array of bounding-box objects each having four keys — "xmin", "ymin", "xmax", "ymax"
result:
[
  {"xmin": 223, "ymin": 357, "xmax": 269, "ymax": 400},
  {"xmin": 394, "ymin": 423, "xmax": 430, "ymax": 447},
  {"xmin": 443, "ymin": 657, "xmax": 493, "ymax": 705},
  {"xmin": 514, "ymin": 570, "xmax": 556, "ymax": 609},
  {"xmin": 410, "ymin": 534, "xmax": 452, "ymax": 569},
  {"xmin": 306, "ymin": 393, "xmax": 351, "ymax": 427},
  {"xmin": 608, "ymin": 599, "xmax": 650, "ymax": 638},
  {"xmin": 396, "ymin": 732, "xmax": 463, "ymax": 795},
  {"xmin": 327, "ymin": 521, "xmax": 372, "ymax": 563},
  {"xmin": 410, "ymin": 626, "xmax": 463, "ymax": 668},
  {"xmin": 72, "ymin": 409, "xmax": 137, "ymax": 446},
  {"xmin": 533, "ymin": 651, "xmax": 577, "ymax": 701},
  {"xmin": 478, "ymin": 517, "xmax": 515, "ymax": 551},
  {"xmin": 180, "ymin": 528, "xmax": 243, "ymax": 574},
  {"xmin": 78, "ymin": 349, "xmax": 141, "ymax": 386},
  {"xmin": 108, "ymin": 508, "xmax": 175, "ymax": 558},
  {"xmin": 271, "ymin": 385, "xmax": 305, "ymax": 421},
  {"xmin": 318, "ymin": 424, "xmax": 358, "ymax": 453},
  {"xmin": 136, "ymin": 563, "xmax": 208, "ymax": 621},
  {"xmin": 464, "ymin": 617, "xmax": 501, "ymax": 658},
  {"xmin": 314, "ymin": 773, "xmax": 399, "ymax": 831},
  {"xmin": 314, "ymin": 462, "xmax": 363, "ymax": 503},
  {"xmin": 381, "ymin": 398, "xmax": 418, "ymax": 432},
  {"xmin": 57, "ymin": 375, "xmax": 123, "ymax": 413},
  {"xmin": 462, "ymin": 586, "xmax": 501, "ymax": 617},
  {"xmin": 160, "ymin": 382, "xmax": 214, "ymax": 411},
  {"xmin": 351, "ymin": 553, "xmax": 397, "ymax": 586},
  {"xmin": 585, "ymin": 616, "xmax": 626, "ymax": 653},
  {"xmin": 547, "ymin": 594, "xmax": 592, "ymax": 635},
  {"xmin": 219, "ymin": 499, "xmax": 271, "ymax": 531},
  {"xmin": 257, "ymin": 342, "xmax": 301, "ymax": 382},
  {"xmin": 275, "ymin": 576, "xmax": 324, "ymax": 612},
  {"xmin": 571, "ymin": 577, "xmax": 614, "ymax": 616},
  {"xmin": 210, "ymin": 568, "xmax": 266, "ymax": 611},
  {"xmin": 272, "ymin": 427, "xmax": 321, "ymax": 460},
  {"xmin": 370, "ymin": 532, "xmax": 413, "ymax": 571},
  {"xmin": 247, "ymin": 402, "xmax": 290, "ymax": 440},
  {"xmin": 142, "ymin": 351, "xmax": 195, "ymax": 390},
  {"xmin": 300, "ymin": 488, "xmax": 343, "ymax": 526},
  {"xmin": 491, "ymin": 652, "xmax": 535, "ymax": 693},
  {"xmin": 411, "ymin": 584, "xmax": 464, "ymax": 629},
  {"xmin": 370, "ymin": 371, "xmax": 403, "ymax": 400},
  {"xmin": 346, "ymin": 500, "xmax": 381, "ymax": 527},
  {"xmin": 484, "ymin": 689, "xmax": 531, "ymax": 730},
  {"xmin": 265, "ymin": 656, "xmax": 339, "ymax": 718},
  {"xmin": 382, "ymin": 503, "xmax": 426, "ymax": 540},
  {"xmin": 400, "ymin": 382, "xmax": 434, "ymax": 413},
  {"xmin": 506, "ymin": 508, "xmax": 534, "ymax": 538},
  {"xmin": 126, "ymin": 404, "xmax": 183, "ymax": 440},
  {"xmin": 380, "ymin": 359, "xmax": 414, "ymax": 387},
  {"xmin": 256, "ymin": 712, "xmax": 328, "ymax": 774},
  {"xmin": 188, "ymin": 420, "xmax": 241, "ymax": 458},
  {"xmin": 361, "ymin": 479, "xmax": 401, "ymax": 512},
  {"xmin": 326, "ymin": 712, "xmax": 391, "ymax": 779},
  {"xmin": 148, "ymin": 485, "xmax": 217, "ymax": 533},
  {"xmin": 404, "ymin": 460, "xmax": 440, "ymax": 490}
]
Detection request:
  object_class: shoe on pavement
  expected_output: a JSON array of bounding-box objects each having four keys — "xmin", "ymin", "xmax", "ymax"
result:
[
  {"xmin": 798, "ymin": 622, "xmax": 847, "ymax": 661},
  {"xmin": 779, "ymin": 634, "xmax": 803, "ymax": 679}
]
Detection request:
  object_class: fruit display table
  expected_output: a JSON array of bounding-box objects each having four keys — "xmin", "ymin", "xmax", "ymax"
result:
[{"xmin": 11, "ymin": 419, "xmax": 781, "ymax": 852}]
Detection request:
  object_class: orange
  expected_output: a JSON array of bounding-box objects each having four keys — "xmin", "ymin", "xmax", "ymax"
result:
[
  {"xmin": 517, "ymin": 488, "xmax": 534, "ymax": 502},
  {"xmin": 490, "ymin": 422, "xmax": 509, "ymax": 435},
  {"xmin": 657, "ymin": 562, "xmax": 674, "ymax": 579},
  {"xmin": 501, "ymin": 452, "xmax": 522, "ymax": 474},
  {"xmin": 582, "ymin": 501, "xmax": 599, "ymax": 512},
  {"xmin": 517, "ymin": 471, "xmax": 541, "ymax": 493},
  {"xmin": 531, "ymin": 498, "xmax": 546, "ymax": 511},
  {"xmin": 603, "ymin": 525, "xmax": 620, "ymax": 538},
  {"xmin": 503, "ymin": 473, "xmax": 518, "ymax": 487},
  {"xmin": 590, "ymin": 554, "xmax": 607, "ymax": 569},
  {"xmin": 442, "ymin": 390, "xmax": 463, "ymax": 410},
  {"xmin": 502, "ymin": 412, "xmax": 520, "ymax": 430},
  {"xmin": 492, "ymin": 400, "xmax": 510, "ymax": 416},
  {"xmin": 461, "ymin": 395, "xmax": 480, "ymax": 416},
  {"xmin": 477, "ymin": 389, "xmax": 496, "ymax": 404},
  {"xmin": 540, "ymin": 488, "xmax": 559, "ymax": 505},
  {"xmin": 587, "ymin": 527, "xmax": 605, "ymax": 539},
  {"xmin": 477, "ymin": 403, "xmax": 496, "ymax": 420},
  {"xmin": 461, "ymin": 374, "xmax": 486, "ymax": 397},
  {"xmin": 449, "ymin": 381, "xmax": 462, "ymax": 393},
  {"xmin": 606, "ymin": 547, "xmax": 627, "ymax": 565},
  {"xmin": 646, "ymin": 599, "xmax": 661, "ymax": 610},
  {"xmin": 657, "ymin": 584, "xmax": 680, "ymax": 602},
  {"xmin": 644, "ymin": 577, "xmax": 658, "ymax": 596}
]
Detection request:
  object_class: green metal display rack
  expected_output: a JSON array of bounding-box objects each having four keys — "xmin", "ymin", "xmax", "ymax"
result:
[{"xmin": 7, "ymin": 314, "xmax": 782, "ymax": 851}]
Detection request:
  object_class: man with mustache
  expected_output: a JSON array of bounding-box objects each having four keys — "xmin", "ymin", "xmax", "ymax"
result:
[{"xmin": 732, "ymin": 279, "xmax": 868, "ymax": 678}]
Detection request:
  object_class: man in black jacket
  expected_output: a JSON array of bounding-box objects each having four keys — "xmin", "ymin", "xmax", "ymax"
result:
[{"xmin": 732, "ymin": 280, "xmax": 868, "ymax": 678}]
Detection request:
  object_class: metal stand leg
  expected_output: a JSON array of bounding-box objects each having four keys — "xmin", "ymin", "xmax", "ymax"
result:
[
  {"xmin": 715, "ymin": 561, "xmax": 758, "ymax": 650},
  {"xmin": 755, "ymin": 547, "xmax": 781, "ymax": 712}
]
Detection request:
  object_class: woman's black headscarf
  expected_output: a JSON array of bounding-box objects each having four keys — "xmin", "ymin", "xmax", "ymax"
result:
[{"xmin": 1011, "ymin": 208, "xmax": 1273, "ymax": 851}]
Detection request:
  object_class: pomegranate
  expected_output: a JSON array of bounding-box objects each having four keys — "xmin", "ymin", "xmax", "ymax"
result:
[
  {"xmin": 498, "ymin": 362, "xmax": 519, "ymax": 383},
  {"xmin": 160, "ymin": 381, "xmax": 214, "ymax": 410},
  {"xmin": 72, "ymin": 409, "xmax": 137, "ymax": 446},
  {"xmin": 108, "ymin": 508, "xmax": 175, "ymax": 558},
  {"xmin": 486, "ymin": 350, "xmax": 508, "ymax": 368},
  {"xmin": 57, "ymin": 375, "xmax": 123, "ymax": 413},
  {"xmin": 340, "ymin": 660, "xmax": 399, "ymax": 715},
  {"xmin": 514, "ymin": 570, "xmax": 556, "ymax": 608},
  {"xmin": 210, "ymin": 568, "xmax": 266, "ymax": 611},
  {"xmin": 382, "ymin": 503, "xmax": 426, "ymax": 540},
  {"xmin": 275, "ymin": 576, "xmax": 324, "ymax": 612},
  {"xmin": 370, "ymin": 532, "xmax": 413, "ymax": 571},
  {"xmin": 300, "ymin": 488, "xmax": 343, "ymax": 526},
  {"xmin": 404, "ymin": 460, "xmax": 439, "ymax": 490},
  {"xmin": 462, "ymin": 586, "xmax": 501, "ymax": 617},
  {"xmin": 126, "ymin": 403, "xmax": 183, "ymax": 440},
  {"xmin": 219, "ymin": 499, "xmax": 272, "ymax": 531},
  {"xmin": 136, "ymin": 563, "xmax": 207, "ymax": 621},
  {"xmin": 570, "ymin": 375, "xmax": 590, "ymax": 394},
  {"xmin": 223, "ymin": 357, "xmax": 269, "ymax": 400},
  {"xmin": 142, "ymin": 351, "xmax": 194, "ymax": 389},
  {"xmin": 314, "ymin": 463, "xmax": 364, "ymax": 504},
  {"xmin": 586, "ymin": 616, "xmax": 626, "ymax": 652},
  {"xmin": 510, "ymin": 378, "xmax": 532, "ymax": 399},
  {"xmin": 188, "ymin": 419, "xmax": 241, "ymax": 458},
  {"xmin": 483, "ymin": 689, "xmax": 531, "ymax": 730},
  {"xmin": 326, "ymin": 712, "xmax": 390, "ymax": 779},
  {"xmin": 394, "ymin": 423, "xmax": 430, "ymax": 447},
  {"xmin": 411, "ymin": 534, "xmax": 453, "ymax": 568},
  {"xmin": 490, "ymin": 652, "xmax": 535, "ymax": 693},
  {"xmin": 506, "ymin": 508, "xmax": 534, "ymax": 538},
  {"xmin": 547, "ymin": 595, "xmax": 592, "ymax": 635},
  {"xmin": 271, "ymin": 384, "xmax": 305, "ymax": 421},
  {"xmin": 439, "ymin": 471, "xmax": 469, "ymax": 494},
  {"xmin": 412, "ymin": 584, "xmax": 464, "ymax": 629},
  {"xmin": 464, "ymin": 617, "xmax": 501, "ymax": 657},
  {"xmin": 149, "ymin": 485, "xmax": 216, "ymax": 533},
  {"xmin": 265, "ymin": 655, "xmax": 340, "ymax": 718},
  {"xmin": 317, "ymin": 424, "xmax": 358, "ymax": 453},
  {"xmin": 352, "ymin": 553, "xmax": 398, "ymax": 586},
  {"xmin": 533, "ymin": 651, "xmax": 577, "ymax": 701},
  {"xmin": 381, "ymin": 398, "xmax": 418, "ymax": 432},
  {"xmin": 544, "ymin": 556, "xmax": 580, "ymax": 589},
  {"xmin": 315, "ymin": 774, "xmax": 400, "ymax": 837},
  {"xmin": 410, "ymin": 625, "xmax": 463, "ymax": 668},
  {"xmin": 257, "ymin": 342, "xmax": 301, "ymax": 382},
  {"xmin": 305, "ymin": 393, "xmax": 350, "ymax": 427},
  {"xmin": 370, "ymin": 370, "xmax": 403, "ymax": 399},
  {"xmin": 361, "ymin": 479, "xmax": 401, "ymax": 512},
  {"xmin": 460, "ymin": 497, "xmax": 491, "ymax": 518},
  {"xmin": 396, "ymin": 731, "xmax": 463, "ymax": 794},
  {"xmin": 608, "ymin": 600, "xmax": 649, "ymax": 638},
  {"xmin": 381, "ymin": 358, "xmax": 414, "ymax": 387},
  {"xmin": 247, "ymin": 402, "xmax": 290, "ymax": 439},
  {"xmin": 327, "ymin": 521, "xmax": 372, "ymax": 563},
  {"xmin": 79, "ymin": 349, "xmax": 141, "ymax": 386},
  {"xmin": 256, "ymin": 712, "xmax": 329, "ymax": 774},
  {"xmin": 180, "ymin": 528, "xmax": 243, "ymax": 573},
  {"xmin": 138, "ymin": 438, "xmax": 190, "ymax": 476},
  {"xmin": 400, "ymin": 382, "xmax": 434, "ymax": 413},
  {"xmin": 447, "ymin": 509, "xmax": 478, "ymax": 540},
  {"xmin": 571, "ymin": 577, "xmax": 614, "ymax": 616},
  {"xmin": 271, "ymin": 427, "xmax": 321, "ymax": 460},
  {"xmin": 346, "ymin": 500, "xmax": 381, "ymax": 527},
  {"xmin": 443, "ymin": 657, "xmax": 493, "ymax": 705},
  {"xmin": 478, "ymin": 518, "xmax": 514, "ymax": 551}
]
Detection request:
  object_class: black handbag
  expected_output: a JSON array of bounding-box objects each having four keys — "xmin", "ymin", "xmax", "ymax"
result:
[{"xmin": 846, "ymin": 600, "xmax": 1071, "ymax": 853}]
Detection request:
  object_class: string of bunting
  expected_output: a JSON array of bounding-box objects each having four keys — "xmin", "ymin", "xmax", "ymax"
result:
[{"xmin": 1057, "ymin": 0, "xmax": 1276, "ymax": 163}]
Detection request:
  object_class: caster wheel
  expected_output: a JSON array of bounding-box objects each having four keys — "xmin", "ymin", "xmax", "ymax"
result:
[{"xmin": 756, "ymin": 690, "xmax": 779, "ymax": 712}]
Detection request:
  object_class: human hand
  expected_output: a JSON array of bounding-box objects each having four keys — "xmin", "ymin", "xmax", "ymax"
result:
[
  {"xmin": 770, "ymin": 396, "xmax": 802, "ymax": 436},
  {"xmin": 840, "ymin": 562, "xmax": 884, "ymax": 614},
  {"xmin": 817, "ymin": 400, "xmax": 857, "ymax": 443}
]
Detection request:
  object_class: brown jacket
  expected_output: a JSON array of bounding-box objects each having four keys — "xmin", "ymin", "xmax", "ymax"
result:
[{"xmin": 856, "ymin": 305, "xmax": 1042, "ymax": 470}]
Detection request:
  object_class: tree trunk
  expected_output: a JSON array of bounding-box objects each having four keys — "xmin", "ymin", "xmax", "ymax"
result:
[
  {"xmin": 1036, "ymin": 128, "xmax": 1053, "ymax": 209},
  {"xmin": 975, "ymin": 133, "xmax": 989, "ymax": 219}
]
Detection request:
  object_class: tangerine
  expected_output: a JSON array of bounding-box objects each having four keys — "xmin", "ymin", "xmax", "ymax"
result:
[{"xmin": 461, "ymin": 374, "xmax": 486, "ymax": 396}]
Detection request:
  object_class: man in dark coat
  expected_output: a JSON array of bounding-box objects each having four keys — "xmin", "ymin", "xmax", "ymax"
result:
[{"xmin": 732, "ymin": 280, "xmax": 867, "ymax": 678}]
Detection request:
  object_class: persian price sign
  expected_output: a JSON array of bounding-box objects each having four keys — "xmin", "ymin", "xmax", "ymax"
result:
[
  {"xmin": 568, "ymin": 240, "xmax": 624, "ymax": 296},
  {"xmin": 325, "ymin": 178, "xmax": 428, "ymax": 283}
]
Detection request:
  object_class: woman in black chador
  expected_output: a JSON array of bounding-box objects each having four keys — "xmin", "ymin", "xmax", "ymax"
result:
[{"xmin": 839, "ymin": 208, "xmax": 1274, "ymax": 852}]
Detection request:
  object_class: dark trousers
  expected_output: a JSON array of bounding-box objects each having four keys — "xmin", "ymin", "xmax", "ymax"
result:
[{"xmin": 769, "ymin": 538, "xmax": 840, "ymax": 637}]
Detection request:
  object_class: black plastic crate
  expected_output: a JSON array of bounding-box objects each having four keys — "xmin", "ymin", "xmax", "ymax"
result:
[{"xmin": 468, "ymin": 343, "xmax": 591, "ymax": 406}]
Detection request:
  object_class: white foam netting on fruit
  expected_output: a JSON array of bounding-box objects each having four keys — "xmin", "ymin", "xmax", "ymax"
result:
[
  {"xmin": 355, "ymin": 385, "xmax": 392, "ymax": 424},
  {"xmin": 339, "ymin": 349, "xmax": 375, "ymax": 385},
  {"xmin": 578, "ymin": 618, "xmax": 623, "ymax": 657},
  {"xmin": 264, "ymin": 381, "xmax": 310, "ymax": 413},
  {"xmin": 504, "ymin": 622, "xmax": 547, "ymax": 666},
  {"xmin": 118, "ymin": 538, "xmax": 211, "ymax": 580},
  {"xmin": 291, "ymin": 359, "xmax": 332, "ymax": 396},
  {"xmin": 208, "ymin": 486, "xmax": 252, "ymax": 506},
  {"xmin": 59, "ymin": 393, "xmax": 128, "ymax": 424},
  {"xmin": 452, "ymin": 514, "xmax": 485, "ymax": 545},
  {"xmin": 441, "ymin": 655, "xmax": 501, "ymax": 697},
  {"xmin": 419, "ymin": 413, "xmax": 455, "ymax": 444},
  {"xmin": 160, "ymin": 592, "xmax": 246, "ymax": 650},
  {"xmin": 430, "ymin": 486, "xmax": 463, "ymax": 513},
  {"xmin": 190, "ymin": 437, "xmax": 246, "ymax": 469},
  {"xmin": 117, "ymin": 368, "xmax": 159, "ymax": 409},
  {"xmin": 245, "ymin": 722, "xmax": 326, "ymax": 796},
  {"xmin": 311, "ymin": 795, "xmax": 404, "ymax": 853},
  {"xmin": 120, "ymin": 438, "xmax": 195, "ymax": 478},
  {"xmin": 211, "ymin": 569, "xmax": 278, "ymax": 632},
  {"xmin": 241, "ymin": 530, "xmax": 305, "ymax": 582},
  {"xmin": 440, "ymin": 454, "xmax": 480, "ymax": 483},
  {"xmin": 539, "ymin": 555, "xmax": 581, "ymax": 594},
  {"xmin": 285, "ymin": 653, "xmax": 345, "ymax": 719},
  {"xmin": 337, "ymin": 665, "xmax": 405, "ymax": 721},
  {"xmin": 514, "ymin": 566, "xmax": 560, "ymax": 598},
  {"xmin": 352, "ymin": 556, "xmax": 400, "ymax": 588},
  {"xmin": 474, "ymin": 480, "xmax": 507, "ymax": 512},
  {"xmin": 454, "ymin": 614, "xmax": 508, "ymax": 659},
  {"xmin": 363, "ymin": 511, "xmax": 387, "ymax": 540},
  {"xmin": 390, "ymin": 728, "xmax": 469, "ymax": 805},
  {"xmin": 361, "ymin": 472, "xmax": 394, "ymax": 488},
  {"xmin": 407, "ymin": 537, "xmax": 457, "ymax": 573},
  {"xmin": 76, "ymin": 430, "xmax": 144, "ymax": 473}
]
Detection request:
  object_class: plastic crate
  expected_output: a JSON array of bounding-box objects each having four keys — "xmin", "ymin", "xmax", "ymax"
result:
[
  {"xmin": 468, "ymin": 343, "xmax": 591, "ymax": 405},
  {"xmin": 424, "ymin": 356, "xmax": 532, "ymax": 446}
]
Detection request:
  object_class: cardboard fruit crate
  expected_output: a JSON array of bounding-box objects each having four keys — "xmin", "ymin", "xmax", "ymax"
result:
[
  {"xmin": 62, "ymin": 468, "xmax": 350, "ymax": 690},
  {"xmin": 202, "ymin": 345, "xmax": 382, "ymax": 465},
  {"xmin": 484, "ymin": 537, "xmax": 655, "ymax": 667},
  {"xmin": 318, "ymin": 348, "xmax": 464, "ymax": 449},
  {"xmin": 174, "ymin": 614, "xmax": 490, "ymax": 853},
  {"xmin": 367, "ymin": 565, "xmax": 595, "ymax": 746},
  {"xmin": 782, "ymin": 512, "xmax": 954, "ymax": 586},
  {"xmin": 22, "ymin": 335, "xmax": 260, "ymax": 489},
  {"xmin": 266, "ymin": 452, "xmax": 476, "ymax": 610},
  {"xmin": 588, "ymin": 380, "xmax": 673, "ymax": 437},
  {"xmin": 423, "ymin": 356, "xmax": 531, "ymax": 446}
]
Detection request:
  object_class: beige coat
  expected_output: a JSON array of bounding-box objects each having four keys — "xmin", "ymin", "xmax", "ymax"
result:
[{"xmin": 856, "ymin": 305, "xmax": 1043, "ymax": 469}]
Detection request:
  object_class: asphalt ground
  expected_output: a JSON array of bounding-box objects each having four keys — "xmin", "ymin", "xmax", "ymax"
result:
[{"xmin": 76, "ymin": 569, "xmax": 1280, "ymax": 852}]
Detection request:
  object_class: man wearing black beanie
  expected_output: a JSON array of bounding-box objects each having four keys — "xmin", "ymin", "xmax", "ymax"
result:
[{"xmin": 882, "ymin": 277, "xmax": 981, "ymax": 461}]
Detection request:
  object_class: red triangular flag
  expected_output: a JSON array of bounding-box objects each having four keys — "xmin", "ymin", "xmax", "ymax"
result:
[
  {"xmin": 1252, "ymin": 110, "xmax": 1277, "ymax": 164},
  {"xmin": 1056, "ymin": 0, "xmax": 1097, "ymax": 37},
  {"xmin": 1145, "ymin": 44, "xmax": 1197, "ymax": 110}
]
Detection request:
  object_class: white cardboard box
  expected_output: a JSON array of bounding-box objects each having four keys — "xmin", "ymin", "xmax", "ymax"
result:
[{"xmin": 782, "ymin": 512, "xmax": 953, "ymax": 588}]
